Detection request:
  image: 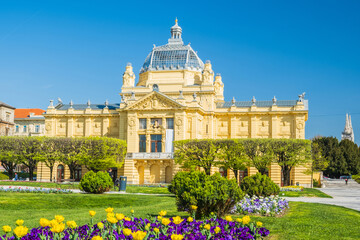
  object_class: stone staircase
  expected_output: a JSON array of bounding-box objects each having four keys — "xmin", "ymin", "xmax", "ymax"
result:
[{"xmin": 322, "ymin": 179, "xmax": 360, "ymax": 188}]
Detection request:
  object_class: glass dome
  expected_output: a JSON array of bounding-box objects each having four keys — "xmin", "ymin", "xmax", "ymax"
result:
[{"xmin": 140, "ymin": 20, "xmax": 204, "ymax": 73}]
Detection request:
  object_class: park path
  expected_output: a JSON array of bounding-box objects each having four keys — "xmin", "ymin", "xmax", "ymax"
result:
[{"xmin": 285, "ymin": 180, "xmax": 360, "ymax": 212}]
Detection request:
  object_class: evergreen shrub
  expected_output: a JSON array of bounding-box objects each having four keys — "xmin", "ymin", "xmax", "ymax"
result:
[
  {"xmin": 168, "ymin": 171, "xmax": 244, "ymax": 218},
  {"xmin": 79, "ymin": 171, "xmax": 113, "ymax": 194},
  {"xmin": 240, "ymin": 173, "xmax": 280, "ymax": 197}
]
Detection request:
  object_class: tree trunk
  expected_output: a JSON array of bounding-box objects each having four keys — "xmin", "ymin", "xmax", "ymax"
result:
[
  {"xmin": 49, "ymin": 167, "xmax": 53, "ymax": 182},
  {"xmin": 233, "ymin": 170, "xmax": 238, "ymax": 184},
  {"xmin": 311, "ymin": 171, "xmax": 313, "ymax": 188},
  {"xmin": 259, "ymin": 168, "xmax": 267, "ymax": 175},
  {"xmin": 282, "ymin": 166, "xmax": 292, "ymax": 186},
  {"xmin": 1, "ymin": 161, "xmax": 16, "ymax": 179},
  {"xmin": 29, "ymin": 166, "xmax": 34, "ymax": 181},
  {"xmin": 204, "ymin": 167, "xmax": 211, "ymax": 175}
]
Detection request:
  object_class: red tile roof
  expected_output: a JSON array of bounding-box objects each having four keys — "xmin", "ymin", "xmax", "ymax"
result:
[{"xmin": 14, "ymin": 109, "xmax": 45, "ymax": 119}]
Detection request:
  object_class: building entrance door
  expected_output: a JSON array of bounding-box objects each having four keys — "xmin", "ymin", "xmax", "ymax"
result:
[{"xmin": 57, "ymin": 165, "xmax": 64, "ymax": 182}]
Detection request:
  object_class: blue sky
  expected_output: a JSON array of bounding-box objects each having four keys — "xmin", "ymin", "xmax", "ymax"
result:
[{"xmin": 1, "ymin": 0, "xmax": 360, "ymax": 143}]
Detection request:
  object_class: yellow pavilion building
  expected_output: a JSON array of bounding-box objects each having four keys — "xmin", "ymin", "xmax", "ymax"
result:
[{"xmin": 40, "ymin": 20, "xmax": 310, "ymax": 186}]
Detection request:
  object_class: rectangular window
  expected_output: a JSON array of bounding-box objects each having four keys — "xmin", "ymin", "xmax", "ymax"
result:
[
  {"xmin": 139, "ymin": 135, "xmax": 146, "ymax": 152},
  {"xmin": 151, "ymin": 134, "xmax": 162, "ymax": 152},
  {"xmin": 35, "ymin": 125, "xmax": 40, "ymax": 133},
  {"xmin": 139, "ymin": 119, "xmax": 147, "ymax": 129},
  {"xmin": 166, "ymin": 118, "xmax": 174, "ymax": 129},
  {"xmin": 6, "ymin": 113, "xmax": 10, "ymax": 122},
  {"xmin": 15, "ymin": 126, "xmax": 19, "ymax": 133},
  {"xmin": 151, "ymin": 118, "xmax": 162, "ymax": 128},
  {"xmin": 23, "ymin": 125, "xmax": 27, "ymax": 133}
]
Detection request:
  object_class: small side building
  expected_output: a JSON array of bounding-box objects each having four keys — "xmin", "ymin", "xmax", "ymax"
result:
[
  {"xmin": 14, "ymin": 109, "xmax": 46, "ymax": 136},
  {"xmin": 0, "ymin": 101, "xmax": 15, "ymax": 136}
]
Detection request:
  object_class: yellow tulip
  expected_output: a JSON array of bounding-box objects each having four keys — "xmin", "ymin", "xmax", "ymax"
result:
[
  {"xmin": 107, "ymin": 212, "xmax": 115, "ymax": 218},
  {"xmin": 242, "ymin": 215, "xmax": 251, "ymax": 225},
  {"xmin": 131, "ymin": 230, "xmax": 147, "ymax": 240},
  {"xmin": 214, "ymin": 226, "xmax": 221, "ymax": 234},
  {"xmin": 157, "ymin": 216, "xmax": 163, "ymax": 221},
  {"xmin": 107, "ymin": 217, "xmax": 118, "ymax": 224},
  {"xmin": 172, "ymin": 216, "xmax": 183, "ymax": 225},
  {"xmin": 91, "ymin": 236, "xmax": 103, "ymax": 240},
  {"xmin": 13, "ymin": 226, "xmax": 28, "ymax": 238},
  {"xmin": 161, "ymin": 218, "xmax": 171, "ymax": 226},
  {"xmin": 131, "ymin": 209, "xmax": 134, "ymax": 214},
  {"xmin": 116, "ymin": 213, "xmax": 125, "ymax": 220},
  {"xmin": 124, "ymin": 217, "xmax": 131, "ymax": 221},
  {"xmin": 204, "ymin": 224, "xmax": 211, "ymax": 230},
  {"xmin": 256, "ymin": 221, "xmax": 263, "ymax": 227},
  {"xmin": 50, "ymin": 222, "xmax": 65, "ymax": 233},
  {"xmin": 15, "ymin": 219, "xmax": 24, "ymax": 226},
  {"xmin": 236, "ymin": 218, "xmax": 243, "ymax": 223},
  {"xmin": 55, "ymin": 215, "xmax": 65, "ymax": 223},
  {"xmin": 153, "ymin": 227, "xmax": 159, "ymax": 233},
  {"xmin": 225, "ymin": 216, "xmax": 233, "ymax": 222},
  {"xmin": 171, "ymin": 234, "xmax": 184, "ymax": 240},
  {"xmin": 187, "ymin": 217, "xmax": 193, "ymax": 222},
  {"xmin": 191, "ymin": 205, "xmax": 198, "ymax": 210},
  {"xmin": 123, "ymin": 228, "xmax": 132, "ymax": 236},
  {"xmin": 66, "ymin": 221, "xmax": 77, "ymax": 229},
  {"xmin": 39, "ymin": 218, "xmax": 50, "ymax": 228},
  {"xmin": 158, "ymin": 210, "xmax": 167, "ymax": 216},
  {"xmin": 97, "ymin": 222, "xmax": 104, "ymax": 229},
  {"xmin": 89, "ymin": 211, "xmax": 96, "ymax": 217},
  {"xmin": 105, "ymin": 207, "xmax": 114, "ymax": 213},
  {"xmin": 2, "ymin": 225, "xmax": 11, "ymax": 233},
  {"xmin": 49, "ymin": 219, "xmax": 58, "ymax": 228}
]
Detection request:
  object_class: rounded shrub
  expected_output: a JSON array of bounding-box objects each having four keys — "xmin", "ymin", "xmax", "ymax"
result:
[
  {"xmin": 79, "ymin": 171, "xmax": 113, "ymax": 194},
  {"xmin": 168, "ymin": 171, "xmax": 244, "ymax": 219},
  {"xmin": 240, "ymin": 173, "xmax": 280, "ymax": 197}
]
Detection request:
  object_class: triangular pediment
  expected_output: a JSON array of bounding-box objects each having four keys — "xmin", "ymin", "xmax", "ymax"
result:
[{"xmin": 125, "ymin": 91, "xmax": 185, "ymax": 110}]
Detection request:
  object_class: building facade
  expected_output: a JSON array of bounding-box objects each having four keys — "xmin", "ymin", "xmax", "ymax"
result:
[
  {"xmin": 41, "ymin": 20, "xmax": 310, "ymax": 186},
  {"xmin": 14, "ymin": 109, "xmax": 46, "ymax": 136},
  {"xmin": 0, "ymin": 101, "xmax": 15, "ymax": 136}
]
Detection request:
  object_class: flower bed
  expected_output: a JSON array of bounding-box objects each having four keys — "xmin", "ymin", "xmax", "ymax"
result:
[
  {"xmin": 0, "ymin": 186, "xmax": 72, "ymax": 194},
  {"xmin": 233, "ymin": 195, "xmax": 289, "ymax": 216},
  {"xmin": 1, "ymin": 208, "xmax": 270, "ymax": 240},
  {"xmin": 280, "ymin": 186, "xmax": 304, "ymax": 192}
]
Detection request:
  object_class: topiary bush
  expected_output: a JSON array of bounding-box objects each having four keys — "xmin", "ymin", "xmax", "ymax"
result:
[
  {"xmin": 168, "ymin": 171, "xmax": 244, "ymax": 219},
  {"xmin": 79, "ymin": 171, "xmax": 113, "ymax": 194},
  {"xmin": 0, "ymin": 173, "xmax": 8, "ymax": 180},
  {"xmin": 240, "ymin": 173, "xmax": 280, "ymax": 197}
]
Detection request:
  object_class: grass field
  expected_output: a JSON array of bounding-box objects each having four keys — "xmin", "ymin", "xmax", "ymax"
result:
[
  {"xmin": 280, "ymin": 188, "xmax": 332, "ymax": 198},
  {"xmin": 0, "ymin": 192, "xmax": 359, "ymax": 239}
]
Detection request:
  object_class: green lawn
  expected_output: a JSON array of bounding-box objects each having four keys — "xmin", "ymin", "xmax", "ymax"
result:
[
  {"xmin": 250, "ymin": 202, "xmax": 360, "ymax": 240},
  {"xmin": 280, "ymin": 188, "xmax": 332, "ymax": 198},
  {"xmin": 0, "ymin": 192, "xmax": 360, "ymax": 239}
]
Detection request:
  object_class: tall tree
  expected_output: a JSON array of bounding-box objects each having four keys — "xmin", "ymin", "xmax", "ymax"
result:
[
  {"xmin": 57, "ymin": 137, "xmax": 83, "ymax": 179},
  {"xmin": 80, "ymin": 137, "xmax": 126, "ymax": 172},
  {"xmin": 174, "ymin": 139, "xmax": 220, "ymax": 175},
  {"xmin": 216, "ymin": 139, "xmax": 248, "ymax": 183},
  {"xmin": 40, "ymin": 137, "xmax": 62, "ymax": 182},
  {"xmin": 18, "ymin": 137, "xmax": 44, "ymax": 181},
  {"xmin": 314, "ymin": 137, "xmax": 348, "ymax": 178},
  {"xmin": 340, "ymin": 139, "xmax": 360, "ymax": 175},
  {"xmin": 0, "ymin": 137, "xmax": 20, "ymax": 179},
  {"xmin": 310, "ymin": 140, "xmax": 329, "ymax": 187},
  {"xmin": 241, "ymin": 139, "xmax": 273, "ymax": 175},
  {"xmin": 271, "ymin": 139, "xmax": 312, "ymax": 186}
]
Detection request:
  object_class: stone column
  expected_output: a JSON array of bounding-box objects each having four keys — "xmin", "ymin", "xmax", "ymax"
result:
[
  {"xmin": 144, "ymin": 161, "xmax": 150, "ymax": 184},
  {"xmin": 85, "ymin": 117, "xmax": 91, "ymax": 137}
]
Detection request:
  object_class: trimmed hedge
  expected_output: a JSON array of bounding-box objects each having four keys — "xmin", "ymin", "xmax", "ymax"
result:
[
  {"xmin": 168, "ymin": 171, "xmax": 244, "ymax": 218},
  {"xmin": 79, "ymin": 171, "xmax": 113, "ymax": 194},
  {"xmin": 240, "ymin": 173, "xmax": 280, "ymax": 197}
]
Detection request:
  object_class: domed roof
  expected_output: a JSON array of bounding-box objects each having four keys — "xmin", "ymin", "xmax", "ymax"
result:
[{"xmin": 140, "ymin": 20, "xmax": 204, "ymax": 73}]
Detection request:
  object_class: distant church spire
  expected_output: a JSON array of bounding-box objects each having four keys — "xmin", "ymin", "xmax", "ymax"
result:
[
  {"xmin": 342, "ymin": 113, "xmax": 355, "ymax": 142},
  {"xmin": 168, "ymin": 18, "xmax": 183, "ymax": 45}
]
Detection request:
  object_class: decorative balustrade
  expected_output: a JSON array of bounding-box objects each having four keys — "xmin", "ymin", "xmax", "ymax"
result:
[{"xmin": 126, "ymin": 152, "xmax": 174, "ymax": 159}]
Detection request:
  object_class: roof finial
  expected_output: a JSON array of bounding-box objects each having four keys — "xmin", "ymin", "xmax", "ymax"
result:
[{"xmin": 175, "ymin": 17, "xmax": 178, "ymax": 24}]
